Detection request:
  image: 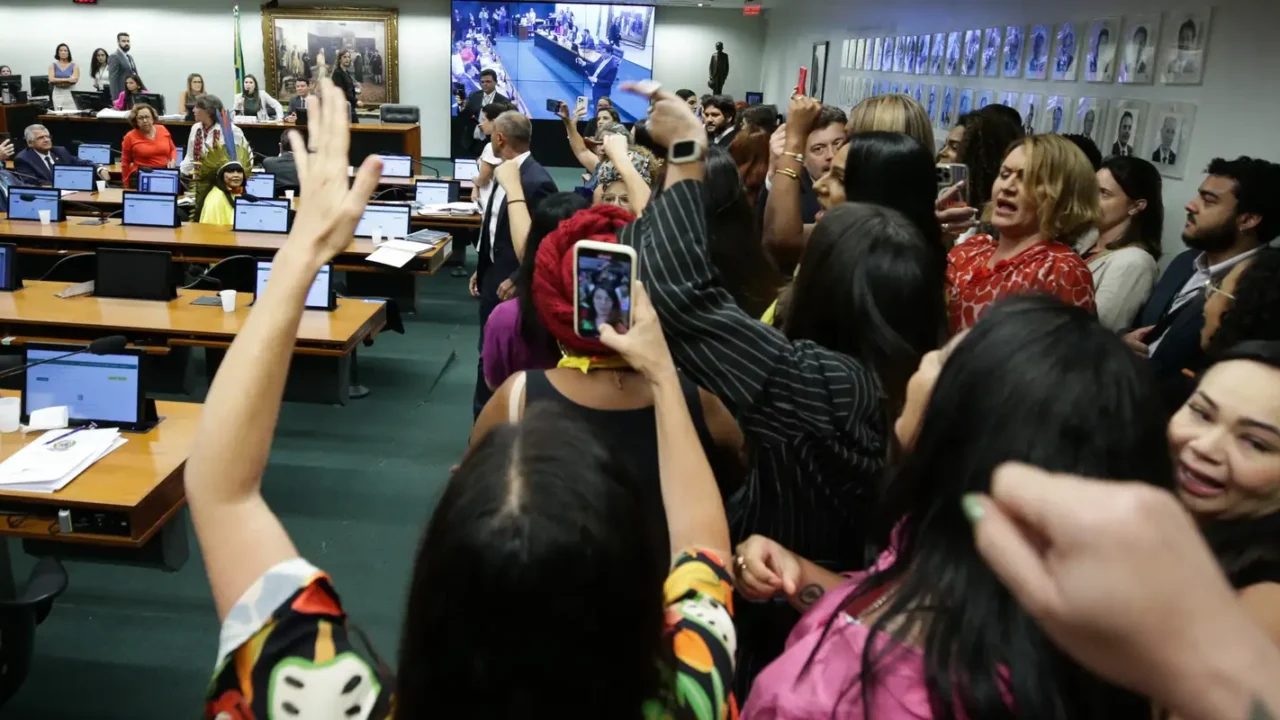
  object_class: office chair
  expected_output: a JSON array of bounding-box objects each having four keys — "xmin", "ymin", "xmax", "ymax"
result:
[
  {"xmin": 0, "ymin": 558, "xmax": 69, "ymax": 708},
  {"xmin": 39, "ymin": 253, "xmax": 96, "ymax": 283},
  {"xmin": 379, "ymin": 104, "xmax": 420, "ymax": 124},
  {"xmin": 183, "ymin": 255, "xmax": 256, "ymax": 293}
]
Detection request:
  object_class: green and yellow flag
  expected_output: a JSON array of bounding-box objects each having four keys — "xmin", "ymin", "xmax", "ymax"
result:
[{"xmin": 233, "ymin": 5, "xmax": 245, "ymax": 94}]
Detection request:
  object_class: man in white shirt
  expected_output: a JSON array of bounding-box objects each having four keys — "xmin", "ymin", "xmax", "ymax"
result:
[{"xmin": 181, "ymin": 95, "xmax": 251, "ymax": 176}]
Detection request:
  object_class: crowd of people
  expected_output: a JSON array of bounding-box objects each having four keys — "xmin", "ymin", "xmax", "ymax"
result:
[{"xmin": 174, "ymin": 73, "xmax": 1280, "ymax": 719}]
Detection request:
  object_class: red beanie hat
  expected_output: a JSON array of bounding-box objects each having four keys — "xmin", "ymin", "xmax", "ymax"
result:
[{"xmin": 532, "ymin": 204, "xmax": 637, "ymax": 356}]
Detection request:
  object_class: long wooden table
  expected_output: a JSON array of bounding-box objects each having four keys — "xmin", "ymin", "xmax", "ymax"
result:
[{"xmin": 33, "ymin": 114, "xmax": 421, "ymax": 166}]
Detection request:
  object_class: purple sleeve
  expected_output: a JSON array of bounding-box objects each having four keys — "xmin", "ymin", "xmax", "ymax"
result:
[{"xmin": 482, "ymin": 300, "xmax": 520, "ymax": 390}]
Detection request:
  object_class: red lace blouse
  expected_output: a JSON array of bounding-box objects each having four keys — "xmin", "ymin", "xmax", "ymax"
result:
[{"xmin": 946, "ymin": 234, "xmax": 1095, "ymax": 334}]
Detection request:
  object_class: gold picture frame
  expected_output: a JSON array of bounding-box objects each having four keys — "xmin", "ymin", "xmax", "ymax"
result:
[{"xmin": 261, "ymin": 6, "xmax": 399, "ymax": 106}]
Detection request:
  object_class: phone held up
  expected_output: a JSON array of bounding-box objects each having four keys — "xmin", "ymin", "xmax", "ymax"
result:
[
  {"xmin": 936, "ymin": 163, "xmax": 970, "ymax": 208},
  {"xmin": 572, "ymin": 241, "xmax": 638, "ymax": 340},
  {"xmin": 546, "ymin": 98, "xmax": 564, "ymax": 114}
]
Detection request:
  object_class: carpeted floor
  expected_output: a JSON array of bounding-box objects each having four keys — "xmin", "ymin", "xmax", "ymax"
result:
[{"xmin": 4, "ymin": 268, "xmax": 480, "ymax": 718}]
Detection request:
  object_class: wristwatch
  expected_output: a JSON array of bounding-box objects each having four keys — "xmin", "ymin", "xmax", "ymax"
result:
[{"xmin": 668, "ymin": 137, "xmax": 707, "ymax": 165}]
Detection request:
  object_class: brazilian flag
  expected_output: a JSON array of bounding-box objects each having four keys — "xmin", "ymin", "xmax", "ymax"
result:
[{"xmin": 233, "ymin": 5, "xmax": 245, "ymax": 93}]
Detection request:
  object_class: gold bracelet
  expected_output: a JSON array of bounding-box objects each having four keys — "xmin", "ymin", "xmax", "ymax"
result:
[
  {"xmin": 781, "ymin": 151, "xmax": 805, "ymax": 164},
  {"xmin": 774, "ymin": 168, "xmax": 800, "ymax": 181}
]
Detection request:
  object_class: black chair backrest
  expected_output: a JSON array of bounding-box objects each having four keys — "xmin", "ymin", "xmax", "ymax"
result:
[
  {"xmin": 203, "ymin": 255, "xmax": 258, "ymax": 293},
  {"xmin": 39, "ymin": 253, "xmax": 96, "ymax": 283},
  {"xmin": 379, "ymin": 104, "xmax": 420, "ymax": 124},
  {"xmin": 0, "ymin": 558, "xmax": 68, "ymax": 709}
]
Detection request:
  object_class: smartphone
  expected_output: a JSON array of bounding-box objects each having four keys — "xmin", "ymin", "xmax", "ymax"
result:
[
  {"xmin": 546, "ymin": 98, "xmax": 564, "ymax": 113},
  {"xmin": 797, "ymin": 66, "xmax": 809, "ymax": 95},
  {"xmin": 936, "ymin": 163, "xmax": 970, "ymax": 207},
  {"xmin": 575, "ymin": 96, "xmax": 588, "ymax": 116},
  {"xmin": 573, "ymin": 240, "xmax": 638, "ymax": 339}
]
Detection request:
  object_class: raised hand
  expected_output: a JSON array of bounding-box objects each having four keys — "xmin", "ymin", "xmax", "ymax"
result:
[
  {"xmin": 785, "ymin": 95, "xmax": 823, "ymax": 140},
  {"xmin": 602, "ymin": 133, "xmax": 629, "ymax": 164}
]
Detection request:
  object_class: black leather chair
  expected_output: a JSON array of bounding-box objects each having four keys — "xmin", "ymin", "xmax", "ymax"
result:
[
  {"xmin": 379, "ymin": 104, "xmax": 420, "ymax": 124},
  {"xmin": 0, "ymin": 558, "xmax": 69, "ymax": 708},
  {"xmin": 39, "ymin": 253, "xmax": 95, "ymax": 283},
  {"xmin": 183, "ymin": 255, "xmax": 257, "ymax": 293}
]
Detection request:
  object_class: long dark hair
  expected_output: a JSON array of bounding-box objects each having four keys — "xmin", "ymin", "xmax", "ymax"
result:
[
  {"xmin": 785, "ymin": 202, "xmax": 946, "ymax": 421},
  {"xmin": 841, "ymin": 132, "xmax": 943, "ymax": 248},
  {"xmin": 1100, "ymin": 155, "xmax": 1164, "ymax": 260},
  {"xmin": 704, "ymin": 145, "xmax": 783, "ymax": 318},
  {"xmin": 822, "ymin": 295, "xmax": 1169, "ymax": 719},
  {"xmin": 517, "ymin": 192, "xmax": 591, "ymax": 359},
  {"xmin": 396, "ymin": 403, "xmax": 667, "ymax": 716},
  {"xmin": 957, "ymin": 108, "xmax": 1026, "ymax": 209},
  {"xmin": 90, "ymin": 48, "xmax": 109, "ymax": 79}
]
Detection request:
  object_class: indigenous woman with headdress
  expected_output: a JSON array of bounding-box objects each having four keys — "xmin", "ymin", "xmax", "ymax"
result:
[
  {"xmin": 470, "ymin": 204, "xmax": 746, "ymax": 556},
  {"xmin": 194, "ymin": 140, "xmax": 253, "ymax": 226}
]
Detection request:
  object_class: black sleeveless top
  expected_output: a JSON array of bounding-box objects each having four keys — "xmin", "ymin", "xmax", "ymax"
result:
[{"xmin": 523, "ymin": 370, "xmax": 741, "ymax": 550}]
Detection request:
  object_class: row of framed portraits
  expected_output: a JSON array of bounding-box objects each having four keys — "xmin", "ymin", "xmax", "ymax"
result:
[
  {"xmin": 831, "ymin": 75, "xmax": 1198, "ymax": 180},
  {"xmin": 837, "ymin": 11, "xmax": 1210, "ymax": 86}
]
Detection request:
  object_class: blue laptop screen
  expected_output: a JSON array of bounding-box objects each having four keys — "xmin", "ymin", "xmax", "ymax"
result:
[
  {"xmin": 54, "ymin": 164, "xmax": 95, "ymax": 191},
  {"xmin": 245, "ymin": 174, "xmax": 275, "ymax": 198},
  {"xmin": 138, "ymin": 169, "xmax": 180, "ymax": 195},
  {"xmin": 234, "ymin": 198, "xmax": 290, "ymax": 234},
  {"xmin": 353, "ymin": 204, "xmax": 410, "ymax": 238},
  {"xmin": 122, "ymin": 192, "xmax": 176, "ymax": 227},
  {"xmin": 25, "ymin": 348, "xmax": 141, "ymax": 423},
  {"xmin": 7, "ymin": 187, "xmax": 60, "ymax": 221},
  {"xmin": 77, "ymin": 144, "xmax": 112, "ymax": 164}
]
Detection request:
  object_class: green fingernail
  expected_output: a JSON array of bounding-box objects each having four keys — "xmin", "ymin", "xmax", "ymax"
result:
[{"xmin": 961, "ymin": 494, "xmax": 984, "ymax": 523}]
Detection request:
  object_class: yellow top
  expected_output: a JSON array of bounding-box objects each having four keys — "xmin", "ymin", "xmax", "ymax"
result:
[
  {"xmin": 199, "ymin": 187, "xmax": 235, "ymax": 225},
  {"xmin": 760, "ymin": 299, "xmax": 779, "ymax": 326}
]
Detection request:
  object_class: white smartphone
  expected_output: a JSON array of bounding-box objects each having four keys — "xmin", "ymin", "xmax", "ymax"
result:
[
  {"xmin": 573, "ymin": 240, "xmax": 638, "ymax": 339},
  {"xmin": 575, "ymin": 96, "xmax": 589, "ymax": 116}
]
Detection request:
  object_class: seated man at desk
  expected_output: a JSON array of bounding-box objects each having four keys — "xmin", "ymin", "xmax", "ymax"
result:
[
  {"xmin": 180, "ymin": 94, "xmax": 251, "ymax": 177},
  {"xmin": 262, "ymin": 130, "xmax": 299, "ymax": 192},
  {"xmin": 14, "ymin": 124, "xmax": 111, "ymax": 186},
  {"xmin": 285, "ymin": 78, "xmax": 313, "ymax": 122}
]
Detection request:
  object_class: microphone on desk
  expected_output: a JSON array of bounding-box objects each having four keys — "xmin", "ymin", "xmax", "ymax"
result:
[
  {"xmin": 410, "ymin": 157, "xmax": 442, "ymax": 178},
  {"xmin": 0, "ymin": 336, "xmax": 130, "ymax": 381},
  {"xmin": 8, "ymin": 170, "xmax": 51, "ymax": 187},
  {"xmin": 62, "ymin": 201, "xmax": 121, "ymax": 226}
]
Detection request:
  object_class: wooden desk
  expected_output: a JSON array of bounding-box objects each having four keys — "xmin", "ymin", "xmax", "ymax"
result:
[
  {"xmin": 0, "ymin": 211, "xmax": 453, "ymax": 275},
  {"xmin": 36, "ymin": 114, "xmax": 421, "ymax": 166},
  {"xmin": 0, "ymin": 391, "xmax": 199, "ymax": 549}
]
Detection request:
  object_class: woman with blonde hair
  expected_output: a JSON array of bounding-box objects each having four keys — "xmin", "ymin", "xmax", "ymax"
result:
[
  {"xmin": 846, "ymin": 92, "xmax": 935, "ymax": 150},
  {"xmin": 179, "ymin": 73, "xmax": 204, "ymax": 114},
  {"xmin": 946, "ymin": 134, "xmax": 1100, "ymax": 333}
]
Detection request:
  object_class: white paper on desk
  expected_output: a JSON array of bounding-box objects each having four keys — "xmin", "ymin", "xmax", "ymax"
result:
[
  {"xmin": 95, "ymin": 109, "xmax": 129, "ymax": 119},
  {"xmin": 381, "ymin": 239, "xmax": 433, "ymax": 253},
  {"xmin": 365, "ymin": 246, "xmax": 418, "ymax": 268},
  {"xmin": 0, "ymin": 428, "xmax": 125, "ymax": 493}
]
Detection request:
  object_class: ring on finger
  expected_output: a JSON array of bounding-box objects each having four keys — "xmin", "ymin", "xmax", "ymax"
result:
[{"xmin": 733, "ymin": 555, "xmax": 748, "ymax": 577}]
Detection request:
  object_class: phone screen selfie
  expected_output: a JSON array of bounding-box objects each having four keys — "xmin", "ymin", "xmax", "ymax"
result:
[{"xmin": 574, "ymin": 245, "xmax": 634, "ymax": 339}]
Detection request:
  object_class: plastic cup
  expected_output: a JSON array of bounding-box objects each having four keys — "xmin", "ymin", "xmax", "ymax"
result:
[
  {"xmin": 96, "ymin": 179, "xmax": 107, "ymax": 193},
  {"xmin": 38, "ymin": 209, "xmax": 51, "ymax": 226},
  {"xmin": 219, "ymin": 289, "xmax": 236, "ymax": 313},
  {"xmin": 372, "ymin": 229, "xmax": 383, "ymax": 246},
  {"xmin": 0, "ymin": 397, "xmax": 19, "ymax": 433},
  {"xmin": 284, "ymin": 189, "xmax": 295, "ymax": 200}
]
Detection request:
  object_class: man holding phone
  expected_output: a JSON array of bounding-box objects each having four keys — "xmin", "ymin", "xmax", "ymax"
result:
[{"xmin": 458, "ymin": 69, "xmax": 509, "ymax": 157}]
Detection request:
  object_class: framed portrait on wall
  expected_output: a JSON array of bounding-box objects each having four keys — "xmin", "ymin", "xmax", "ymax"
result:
[
  {"xmin": 872, "ymin": 37, "xmax": 884, "ymax": 71},
  {"xmin": 1043, "ymin": 94, "xmax": 1071, "ymax": 134},
  {"xmin": 1085, "ymin": 18, "xmax": 1120, "ymax": 82},
  {"xmin": 1119, "ymin": 15, "xmax": 1160, "ymax": 84},
  {"xmin": 1018, "ymin": 93, "xmax": 1043, "ymax": 135},
  {"xmin": 962, "ymin": 30, "xmax": 981, "ymax": 76},
  {"xmin": 975, "ymin": 88, "xmax": 996, "ymax": 109},
  {"xmin": 1074, "ymin": 97, "xmax": 1110, "ymax": 145},
  {"xmin": 945, "ymin": 32, "xmax": 962, "ymax": 76},
  {"xmin": 925, "ymin": 84, "xmax": 940, "ymax": 124},
  {"xmin": 940, "ymin": 85, "xmax": 958, "ymax": 128},
  {"xmin": 863, "ymin": 38, "xmax": 874, "ymax": 70},
  {"xmin": 999, "ymin": 91, "xmax": 1021, "ymax": 109},
  {"xmin": 1105, "ymin": 99, "xmax": 1150, "ymax": 158},
  {"xmin": 1146, "ymin": 101, "xmax": 1197, "ymax": 178},
  {"xmin": 930, "ymin": 33, "xmax": 946, "ymax": 74},
  {"xmin": 810, "ymin": 41, "xmax": 830, "ymax": 100},
  {"xmin": 1052, "ymin": 22, "xmax": 1081, "ymax": 81},
  {"xmin": 916, "ymin": 34, "xmax": 931, "ymax": 75},
  {"xmin": 883, "ymin": 37, "xmax": 897, "ymax": 72},
  {"xmin": 1025, "ymin": 25, "xmax": 1050, "ymax": 80},
  {"xmin": 261, "ymin": 5, "xmax": 399, "ymax": 105},
  {"xmin": 982, "ymin": 28, "xmax": 1002, "ymax": 77},
  {"xmin": 903, "ymin": 35, "xmax": 918, "ymax": 73},
  {"xmin": 1002, "ymin": 26, "xmax": 1025, "ymax": 78},
  {"xmin": 893, "ymin": 36, "xmax": 906, "ymax": 73},
  {"xmin": 957, "ymin": 88, "xmax": 974, "ymax": 118},
  {"xmin": 1160, "ymin": 11, "xmax": 1211, "ymax": 84}
]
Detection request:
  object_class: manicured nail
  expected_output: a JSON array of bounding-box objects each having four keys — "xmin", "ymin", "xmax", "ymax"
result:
[{"xmin": 961, "ymin": 494, "xmax": 984, "ymax": 523}]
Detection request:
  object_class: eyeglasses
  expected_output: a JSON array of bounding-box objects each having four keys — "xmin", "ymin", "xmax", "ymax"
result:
[{"xmin": 1203, "ymin": 279, "xmax": 1236, "ymax": 301}]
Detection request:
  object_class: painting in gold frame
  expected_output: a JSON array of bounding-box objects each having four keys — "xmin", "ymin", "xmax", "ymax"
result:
[{"xmin": 262, "ymin": 6, "xmax": 399, "ymax": 106}]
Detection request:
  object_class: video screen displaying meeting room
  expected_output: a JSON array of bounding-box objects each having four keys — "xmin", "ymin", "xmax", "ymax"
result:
[{"xmin": 451, "ymin": 2, "xmax": 656, "ymax": 122}]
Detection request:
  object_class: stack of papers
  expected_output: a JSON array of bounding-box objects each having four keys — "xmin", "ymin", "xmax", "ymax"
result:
[
  {"xmin": 366, "ymin": 238, "xmax": 441, "ymax": 268},
  {"xmin": 95, "ymin": 109, "xmax": 130, "ymax": 119},
  {"xmin": 0, "ymin": 428, "xmax": 126, "ymax": 494},
  {"xmin": 417, "ymin": 202, "xmax": 479, "ymax": 216}
]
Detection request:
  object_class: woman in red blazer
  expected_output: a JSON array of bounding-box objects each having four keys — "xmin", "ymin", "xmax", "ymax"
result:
[{"xmin": 121, "ymin": 103, "xmax": 177, "ymax": 189}]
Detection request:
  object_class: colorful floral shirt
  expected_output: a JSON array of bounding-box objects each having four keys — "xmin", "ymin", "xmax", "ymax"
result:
[
  {"xmin": 946, "ymin": 234, "xmax": 1096, "ymax": 334},
  {"xmin": 205, "ymin": 551, "xmax": 738, "ymax": 719}
]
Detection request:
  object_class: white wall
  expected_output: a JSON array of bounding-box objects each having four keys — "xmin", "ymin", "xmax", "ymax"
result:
[
  {"xmin": 653, "ymin": 7, "xmax": 767, "ymax": 100},
  {"xmin": 758, "ymin": 0, "xmax": 1280, "ymax": 261}
]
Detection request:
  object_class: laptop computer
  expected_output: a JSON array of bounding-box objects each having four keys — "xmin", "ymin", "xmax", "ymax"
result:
[
  {"xmin": 77, "ymin": 143, "xmax": 113, "ymax": 165},
  {"xmin": 121, "ymin": 191, "xmax": 180, "ymax": 228},
  {"xmin": 137, "ymin": 168, "xmax": 180, "ymax": 195},
  {"xmin": 378, "ymin": 154, "xmax": 414, "ymax": 178},
  {"xmin": 233, "ymin": 197, "xmax": 291, "ymax": 234},
  {"xmin": 95, "ymin": 247, "xmax": 175, "ymax": 301},
  {"xmin": 6, "ymin": 187, "xmax": 62, "ymax": 222},
  {"xmin": 53, "ymin": 164, "xmax": 95, "ymax": 192},
  {"xmin": 22, "ymin": 343, "xmax": 148, "ymax": 430},
  {"xmin": 452, "ymin": 158, "xmax": 480, "ymax": 183},
  {"xmin": 244, "ymin": 173, "xmax": 275, "ymax": 198},
  {"xmin": 353, "ymin": 203, "xmax": 411, "ymax": 239},
  {"xmin": 414, "ymin": 179, "xmax": 462, "ymax": 206},
  {"xmin": 254, "ymin": 261, "xmax": 335, "ymax": 310}
]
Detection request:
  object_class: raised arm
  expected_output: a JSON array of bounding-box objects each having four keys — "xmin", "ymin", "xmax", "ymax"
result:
[
  {"xmin": 601, "ymin": 134, "xmax": 651, "ymax": 216},
  {"xmin": 265, "ymin": 92, "xmax": 285, "ymax": 120},
  {"xmin": 762, "ymin": 96, "xmax": 821, "ymax": 270},
  {"xmin": 600, "ymin": 283, "xmax": 730, "ymax": 562},
  {"xmin": 184, "ymin": 81, "xmax": 383, "ymax": 621},
  {"xmin": 494, "ymin": 159, "xmax": 531, "ymax": 261},
  {"xmin": 559, "ymin": 102, "xmax": 598, "ymax": 172}
]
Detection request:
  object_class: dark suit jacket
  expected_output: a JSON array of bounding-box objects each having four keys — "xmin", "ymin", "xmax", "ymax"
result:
[
  {"xmin": 107, "ymin": 49, "xmax": 136, "ymax": 100},
  {"xmin": 461, "ymin": 90, "xmax": 510, "ymax": 143},
  {"xmin": 711, "ymin": 125, "xmax": 739, "ymax": 149},
  {"xmin": 1111, "ymin": 142, "xmax": 1134, "ymax": 157},
  {"xmin": 262, "ymin": 152, "xmax": 299, "ymax": 191},
  {"xmin": 1152, "ymin": 148, "xmax": 1178, "ymax": 164},
  {"xmin": 14, "ymin": 146, "xmax": 99, "ymax": 186},
  {"xmin": 1134, "ymin": 249, "xmax": 1205, "ymax": 412},
  {"xmin": 477, "ymin": 157, "xmax": 557, "ymax": 287},
  {"xmin": 710, "ymin": 51, "xmax": 730, "ymax": 84},
  {"xmin": 330, "ymin": 67, "xmax": 359, "ymax": 121},
  {"xmin": 588, "ymin": 54, "xmax": 620, "ymax": 89}
]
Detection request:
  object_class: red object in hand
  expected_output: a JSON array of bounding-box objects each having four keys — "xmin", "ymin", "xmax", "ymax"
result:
[{"xmin": 797, "ymin": 67, "xmax": 809, "ymax": 95}]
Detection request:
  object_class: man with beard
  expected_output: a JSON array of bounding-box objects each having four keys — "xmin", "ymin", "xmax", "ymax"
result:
[
  {"xmin": 702, "ymin": 94, "xmax": 738, "ymax": 148},
  {"xmin": 1124, "ymin": 156, "xmax": 1280, "ymax": 410}
]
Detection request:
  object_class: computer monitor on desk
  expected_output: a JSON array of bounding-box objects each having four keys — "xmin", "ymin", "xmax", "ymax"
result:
[
  {"xmin": 0, "ymin": 76, "xmax": 24, "ymax": 104},
  {"xmin": 453, "ymin": 158, "xmax": 480, "ymax": 183},
  {"xmin": 72, "ymin": 90, "xmax": 109, "ymax": 112},
  {"xmin": 245, "ymin": 173, "xmax": 275, "ymax": 198},
  {"xmin": 415, "ymin": 179, "xmax": 461, "ymax": 206},
  {"xmin": 121, "ymin": 191, "xmax": 180, "ymax": 228},
  {"xmin": 137, "ymin": 168, "xmax": 180, "ymax": 195},
  {"xmin": 255, "ymin": 261, "xmax": 334, "ymax": 310},
  {"xmin": 22, "ymin": 343, "xmax": 147, "ymax": 430},
  {"xmin": 135, "ymin": 92, "xmax": 165, "ymax": 115},
  {"xmin": 7, "ymin": 187, "xmax": 62, "ymax": 222},
  {"xmin": 95, "ymin": 247, "xmax": 175, "ymax": 301},
  {"xmin": 54, "ymin": 164, "xmax": 95, "ymax": 192},
  {"xmin": 233, "ymin": 197, "xmax": 291, "ymax": 234},
  {"xmin": 378, "ymin": 154, "xmax": 414, "ymax": 178},
  {"xmin": 0, "ymin": 243, "xmax": 22, "ymax": 291},
  {"xmin": 78, "ymin": 143, "xmax": 113, "ymax": 165},
  {"xmin": 353, "ymin": 203, "xmax": 411, "ymax": 239}
]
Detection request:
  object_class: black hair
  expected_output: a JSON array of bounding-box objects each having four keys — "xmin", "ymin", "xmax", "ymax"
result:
[
  {"xmin": 54, "ymin": 44, "xmax": 73, "ymax": 62},
  {"xmin": 395, "ymin": 403, "xmax": 667, "ymax": 716},
  {"xmin": 1100, "ymin": 155, "xmax": 1164, "ymax": 259},
  {"xmin": 117, "ymin": 32, "xmax": 130, "ymax": 41},
  {"xmin": 630, "ymin": 118, "xmax": 666, "ymax": 161},
  {"xmin": 811, "ymin": 106, "xmax": 848, "ymax": 133},
  {"xmin": 786, "ymin": 202, "xmax": 946, "ymax": 422},
  {"xmin": 1207, "ymin": 249, "xmax": 1280, "ymax": 356},
  {"xmin": 702, "ymin": 94, "xmax": 736, "ymax": 121},
  {"xmin": 675, "ymin": 88, "xmax": 697, "ymax": 101},
  {"xmin": 1205, "ymin": 156, "xmax": 1280, "ymax": 243},
  {"xmin": 516, "ymin": 193, "xmax": 591, "ymax": 359},
  {"xmin": 823, "ymin": 295, "xmax": 1168, "ymax": 720},
  {"xmin": 1120, "ymin": 110, "xmax": 1134, "ymax": 125},
  {"xmin": 1134, "ymin": 26, "xmax": 1148, "ymax": 42},
  {"xmin": 90, "ymin": 49, "xmax": 109, "ymax": 79},
  {"xmin": 841, "ymin": 131, "xmax": 943, "ymax": 248},
  {"xmin": 956, "ymin": 110, "xmax": 1025, "ymax": 208},
  {"xmin": 481, "ymin": 101, "xmax": 513, "ymax": 121},
  {"xmin": 1064, "ymin": 133, "xmax": 1103, "ymax": 170},
  {"xmin": 1179, "ymin": 19, "xmax": 1198, "ymax": 40},
  {"xmin": 125, "ymin": 73, "xmax": 146, "ymax": 92},
  {"xmin": 704, "ymin": 146, "xmax": 783, "ymax": 318},
  {"xmin": 981, "ymin": 102, "xmax": 1022, "ymax": 129},
  {"xmin": 241, "ymin": 73, "xmax": 260, "ymax": 98},
  {"xmin": 739, "ymin": 104, "xmax": 779, "ymax": 135},
  {"xmin": 480, "ymin": 68, "xmax": 497, "ymax": 81}
]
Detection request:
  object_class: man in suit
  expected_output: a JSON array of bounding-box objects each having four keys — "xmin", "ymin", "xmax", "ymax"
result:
[
  {"xmin": 1152, "ymin": 116, "xmax": 1179, "ymax": 165},
  {"xmin": 1111, "ymin": 111, "xmax": 1135, "ymax": 157},
  {"xmin": 262, "ymin": 130, "xmax": 299, "ymax": 193},
  {"xmin": 14, "ymin": 124, "xmax": 109, "ymax": 186},
  {"xmin": 107, "ymin": 32, "xmax": 137, "ymax": 101},
  {"xmin": 472, "ymin": 111, "xmax": 557, "ymax": 418},
  {"xmin": 1124, "ymin": 156, "xmax": 1280, "ymax": 411},
  {"xmin": 578, "ymin": 50, "xmax": 620, "ymax": 111},
  {"xmin": 702, "ymin": 94, "xmax": 738, "ymax": 148},
  {"xmin": 457, "ymin": 69, "xmax": 509, "ymax": 157},
  {"xmin": 709, "ymin": 42, "xmax": 730, "ymax": 94}
]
